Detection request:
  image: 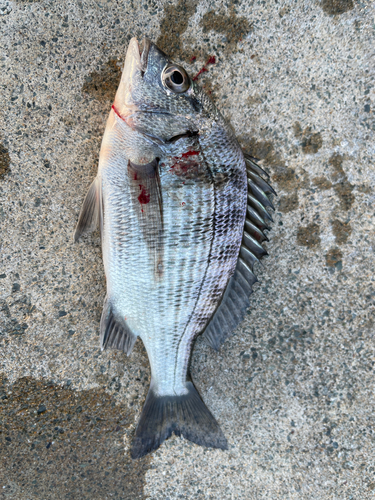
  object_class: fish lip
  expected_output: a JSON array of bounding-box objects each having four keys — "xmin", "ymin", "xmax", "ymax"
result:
[
  {"xmin": 139, "ymin": 37, "xmax": 150, "ymax": 75},
  {"xmin": 113, "ymin": 37, "xmax": 143, "ymax": 119}
]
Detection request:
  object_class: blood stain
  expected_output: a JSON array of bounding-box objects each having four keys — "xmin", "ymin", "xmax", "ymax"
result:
[
  {"xmin": 193, "ymin": 56, "xmax": 216, "ymax": 81},
  {"xmin": 138, "ymin": 184, "xmax": 150, "ymax": 205},
  {"xmin": 111, "ymin": 104, "xmax": 124, "ymax": 121},
  {"xmin": 181, "ymin": 150, "xmax": 200, "ymax": 158}
]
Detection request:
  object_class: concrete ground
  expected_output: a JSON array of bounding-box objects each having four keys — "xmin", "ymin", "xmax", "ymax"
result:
[{"xmin": 0, "ymin": 0, "xmax": 374, "ymax": 498}]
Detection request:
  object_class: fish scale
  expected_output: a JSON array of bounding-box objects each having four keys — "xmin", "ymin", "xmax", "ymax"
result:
[
  {"xmin": 104, "ymin": 151, "xmax": 215, "ymax": 392},
  {"xmin": 74, "ymin": 37, "xmax": 275, "ymax": 459}
]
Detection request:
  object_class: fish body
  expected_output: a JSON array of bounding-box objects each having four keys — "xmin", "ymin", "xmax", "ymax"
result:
[{"xmin": 75, "ymin": 38, "xmax": 275, "ymax": 458}]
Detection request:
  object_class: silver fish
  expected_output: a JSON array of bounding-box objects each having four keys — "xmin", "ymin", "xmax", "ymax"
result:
[{"xmin": 74, "ymin": 38, "xmax": 275, "ymax": 459}]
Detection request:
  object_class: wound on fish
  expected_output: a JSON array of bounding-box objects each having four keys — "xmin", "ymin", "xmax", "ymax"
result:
[
  {"xmin": 112, "ymin": 104, "xmax": 124, "ymax": 121},
  {"xmin": 138, "ymin": 184, "xmax": 150, "ymax": 205},
  {"xmin": 169, "ymin": 151, "xmax": 200, "ymax": 174},
  {"xmin": 181, "ymin": 151, "xmax": 200, "ymax": 158}
]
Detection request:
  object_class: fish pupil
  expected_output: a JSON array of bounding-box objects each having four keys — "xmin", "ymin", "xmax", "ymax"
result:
[{"xmin": 171, "ymin": 71, "xmax": 183, "ymax": 85}]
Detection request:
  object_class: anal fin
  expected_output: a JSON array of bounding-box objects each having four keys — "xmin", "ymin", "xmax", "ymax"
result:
[{"xmin": 100, "ymin": 297, "xmax": 137, "ymax": 356}]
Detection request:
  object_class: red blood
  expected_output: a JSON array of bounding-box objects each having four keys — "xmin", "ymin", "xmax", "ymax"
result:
[
  {"xmin": 190, "ymin": 55, "xmax": 196, "ymax": 62},
  {"xmin": 192, "ymin": 55, "xmax": 216, "ymax": 81},
  {"xmin": 138, "ymin": 184, "xmax": 150, "ymax": 205},
  {"xmin": 111, "ymin": 104, "xmax": 124, "ymax": 121},
  {"xmin": 181, "ymin": 150, "xmax": 200, "ymax": 158},
  {"xmin": 192, "ymin": 67, "xmax": 207, "ymax": 81},
  {"xmin": 169, "ymin": 151, "xmax": 201, "ymax": 176}
]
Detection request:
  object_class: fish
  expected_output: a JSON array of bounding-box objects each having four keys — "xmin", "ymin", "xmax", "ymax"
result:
[{"xmin": 74, "ymin": 37, "xmax": 276, "ymax": 459}]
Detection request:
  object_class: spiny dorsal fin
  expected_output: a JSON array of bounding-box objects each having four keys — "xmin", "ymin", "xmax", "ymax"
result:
[
  {"xmin": 74, "ymin": 176, "xmax": 102, "ymax": 242},
  {"xmin": 203, "ymin": 155, "xmax": 275, "ymax": 350},
  {"xmin": 243, "ymin": 152, "xmax": 270, "ymax": 179}
]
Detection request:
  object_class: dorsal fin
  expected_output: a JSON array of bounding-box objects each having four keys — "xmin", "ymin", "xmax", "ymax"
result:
[{"xmin": 203, "ymin": 155, "xmax": 276, "ymax": 350}]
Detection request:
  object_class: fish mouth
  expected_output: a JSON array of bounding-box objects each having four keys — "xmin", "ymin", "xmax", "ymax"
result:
[
  {"xmin": 113, "ymin": 37, "xmax": 147, "ymax": 119},
  {"xmin": 139, "ymin": 38, "xmax": 150, "ymax": 75},
  {"xmin": 121, "ymin": 37, "xmax": 151, "ymax": 92}
]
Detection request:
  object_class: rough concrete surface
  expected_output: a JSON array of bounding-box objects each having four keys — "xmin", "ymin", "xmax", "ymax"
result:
[{"xmin": 0, "ymin": 0, "xmax": 374, "ymax": 498}]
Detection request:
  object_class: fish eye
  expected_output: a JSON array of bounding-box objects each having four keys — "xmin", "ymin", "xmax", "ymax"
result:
[{"xmin": 162, "ymin": 64, "xmax": 190, "ymax": 93}]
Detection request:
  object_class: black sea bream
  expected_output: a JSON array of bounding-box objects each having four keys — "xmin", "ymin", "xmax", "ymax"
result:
[{"xmin": 74, "ymin": 38, "xmax": 276, "ymax": 459}]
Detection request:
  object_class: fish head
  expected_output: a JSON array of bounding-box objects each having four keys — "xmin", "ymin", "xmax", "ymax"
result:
[{"xmin": 113, "ymin": 37, "xmax": 208, "ymax": 151}]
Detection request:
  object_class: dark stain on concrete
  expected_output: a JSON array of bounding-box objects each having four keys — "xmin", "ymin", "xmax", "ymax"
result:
[
  {"xmin": 294, "ymin": 123, "xmax": 323, "ymax": 154},
  {"xmin": 293, "ymin": 121, "xmax": 303, "ymax": 138},
  {"xmin": 82, "ymin": 58, "xmax": 122, "ymax": 103},
  {"xmin": 329, "ymin": 154, "xmax": 355, "ymax": 210},
  {"xmin": 244, "ymin": 138, "xmax": 283, "ymax": 169},
  {"xmin": 325, "ymin": 247, "xmax": 343, "ymax": 268},
  {"xmin": 0, "ymin": 142, "xmax": 10, "ymax": 179},
  {"xmin": 157, "ymin": 0, "xmax": 199, "ymax": 59},
  {"xmin": 278, "ymin": 192, "xmax": 299, "ymax": 213},
  {"xmin": 0, "ymin": 375, "xmax": 150, "ymax": 499},
  {"xmin": 301, "ymin": 127, "xmax": 323, "ymax": 154},
  {"xmin": 313, "ymin": 176, "xmax": 333, "ymax": 190},
  {"xmin": 321, "ymin": 0, "xmax": 354, "ymax": 16},
  {"xmin": 272, "ymin": 166, "xmax": 299, "ymax": 191},
  {"xmin": 296, "ymin": 223, "xmax": 320, "ymax": 248},
  {"xmin": 200, "ymin": 9, "xmax": 251, "ymax": 52},
  {"xmin": 334, "ymin": 180, "xmax": 355, "ymax": 211},
  {"xmin": 242, "ymin": 137, "xmax": 290, "ymax": 183},
  {"xmin": 241, "ymin": 136, "xmax": 308, "ymax": 196},
  {"xmin": 331, "ymin": 219, "xmax": 352, "ymax": 244},
  {"xmin": 329, "ymin": 153, "xmax": 346, "ymax": 179}
]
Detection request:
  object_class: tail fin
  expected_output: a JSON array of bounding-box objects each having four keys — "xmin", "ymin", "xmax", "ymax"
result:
[{"xmin": 131, "ymin": 381, "xmax": 228, "ymax": 459}]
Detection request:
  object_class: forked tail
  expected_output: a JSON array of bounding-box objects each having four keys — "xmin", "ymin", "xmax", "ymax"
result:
[{"xmin": 131, "ymin": 381, "xmax": 228, "ymax": 459}]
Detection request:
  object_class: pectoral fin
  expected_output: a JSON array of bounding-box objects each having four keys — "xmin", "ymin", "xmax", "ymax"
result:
[{"xmin": 74, "ymin": 176, "xmax": 102, "ymax": 242}]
